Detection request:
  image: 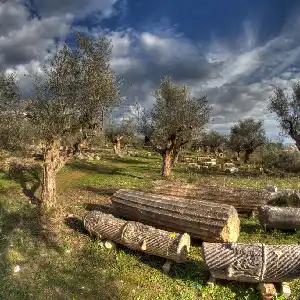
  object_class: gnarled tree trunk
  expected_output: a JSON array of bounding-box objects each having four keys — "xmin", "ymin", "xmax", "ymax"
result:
[
  {"xmin": 40, "ymin": 139, "xmax": 67, "ymax": 212},
  {"xmin": 144, "ymin": 135, "xmax": 150, "ymax": 145},
  {"xmin": 172, "ymin": 148, "xmax": 181, "ymax": 165},
  {"xmin": 244, "ymin": 149, "xmax": 253, "ymax": 163},
  {"xmin": 113, "ymin": 135, "xmax": 122, "ymax": 156},
  {"xmin": 295, "ymin": 137, "xmax": 300, "ymax": 151},
  {"xmin": 162, "ymin": 149, "xmax": 173, "ymax": 177}
]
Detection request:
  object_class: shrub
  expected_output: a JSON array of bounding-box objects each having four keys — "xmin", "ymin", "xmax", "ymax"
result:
[{"xmin": 262, "ymin": 143, "xmax": 300, "ymax": 173}]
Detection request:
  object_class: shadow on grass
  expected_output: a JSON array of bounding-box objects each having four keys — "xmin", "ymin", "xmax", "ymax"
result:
[
  {"xmin": 106, "ymin": 156, "xmax": 159, "ymax": 164},
  {"xmin": 0, "ymin": 202, "xmax": 63, "ymax": 299},
  {"xmin": 65, "ymin": 216, "xmax": 262, "ymax": 299},
  {"xmin": 69, "ymin": 160, "xmax": 146, "ymax": 177},
  {"xmin": 7, "ymin": 167, "xmax": 41, "ymax": 205},
  {"xmin": 83, "ymin": 186, "xmax": 116, "ymax": 197},
  {"xmin": 240, "ymin": 223, "xmax": 262, "ymax": 234},
  {"xmin": 68, "ymin": 160, "xmax": 120, "ymax": 175},
  {"xmin": 134, "ymin": 247, "xmax": 209, "ymax": 286},
  {"xmin": 176, "ymin": 166, "xmax": 266, "ymax": 179},
  {"xmin": 65, "ymin": 214, "xmax": 207, "ymax": 284},
  {"xmin": 0, "ymin": 204, "xmax": 129, "ymax": 299},
  {"xmin": 69, "ymin": 160, "xmax": 158, "ymax": 181},
  {"xmin": 65, "ymin": 216, "xmax": 89, "ymax": 235},
  {"xmin": 83, "ymin": 202, "xmax": 113, "ymax": 213}
]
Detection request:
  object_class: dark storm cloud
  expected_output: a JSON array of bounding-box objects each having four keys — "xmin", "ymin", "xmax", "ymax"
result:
[
  {"xmin": 33, "ymin": 0, "xmax": 119, "ymax": 18},
  {"xmin": 1, "ymin": 0, "xmax": 300, "ymax": 140}
]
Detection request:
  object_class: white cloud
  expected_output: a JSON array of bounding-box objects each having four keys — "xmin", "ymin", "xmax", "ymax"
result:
[{"xmin": 1, "ymin": 1, "xmax": 300, "ymax": 143}]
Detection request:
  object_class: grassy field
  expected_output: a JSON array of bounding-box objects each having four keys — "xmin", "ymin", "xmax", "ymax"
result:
[{"xmin": 1, "ymin": 150, "xmax": 300, "ymax": 300}]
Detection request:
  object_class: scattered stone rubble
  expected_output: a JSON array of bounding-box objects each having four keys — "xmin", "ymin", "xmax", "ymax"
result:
[{"xmin": 187, "ymin": 158, "xmax": 239, "ymax": 173}]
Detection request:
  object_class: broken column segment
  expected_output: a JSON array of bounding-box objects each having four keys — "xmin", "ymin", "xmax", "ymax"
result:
[
  {"xmin": 111, "ymin": 189, "xmax": 240, "ymax": 242},
  {"xmin": 153, "ymin": 182, "xmax": 277, "ymax": 214},
  {"xmin": 84, "ymin": 210, "xmax": 190, "ymax": 263},
  {"xmin": 202, "ymin": 242, "xmax": 300, "ymax": 282},
  {"xmin": 258, "ymin": 205, "xmax": 300, "ymax": 230}
]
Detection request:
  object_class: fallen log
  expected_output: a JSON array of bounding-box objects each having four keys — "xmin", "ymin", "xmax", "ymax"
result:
[
  {"xmin": 84, "ymin": 211, "xmax": 190, "ymax": 263},
  {"xmin": 258, "ymin": 205, "xmax": 300, "ymax": 230},
  {"xmin": 111, "ymin": 189, "xmax": 240, "ymax": 242},
  {"xmin": 202, "ymin": 242, "xmax": 300, "ymax": 283},
  {"xmin": 153, "ymin": 182, "xmax": 277, "ymax": 214}
]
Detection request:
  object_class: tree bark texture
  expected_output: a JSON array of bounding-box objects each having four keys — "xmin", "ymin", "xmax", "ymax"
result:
[
  {"xmin": 244, "ymin": 149, "xmax": 253, "ymax": 163},
  {"xmin": 40, "ymin": 138, "xmax": 70, "ymax": 211},
  {"xmin": 111, "ymin": 189, "xmax": 240, "ymax": 242},
  {"xmin": 84, "ymin": 211, "xmax": 190, "ymax": 262},
  {"xmin": 144, "ymin": 136, "xmax": 150, "ymax": 145},
  {"xmin": 41, "ymin": 139, "xmax": 61, "ymax": 211},
  {"xmin": 202, "ymin": 242, "xmax": 300, "ymax": 283},
  {"xmin": 153, "ymin": 182, "xmax": 277, "ymax": 214},
  {"xmin": 162, "ymin": 150, "xmax": 173, "ymax": 177},
  {"xmin": 258, "ymin": 205, "xmax": 300, "ymax": 230},
  {"xmin": 172, "ymin": 149, "xmax": 180, "ymax": 166},
  {"xmin": 296, "ymin": 138, "xmax": 300, "ymax": 151},
  {"xmin": 113, "ymin": 135, "xmax": 122, "ymax": 156}
]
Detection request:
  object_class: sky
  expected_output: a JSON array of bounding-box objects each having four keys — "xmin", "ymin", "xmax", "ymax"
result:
[{"xmin": 1, "ymin": 0, "xmax": 300, "ymax": 144}]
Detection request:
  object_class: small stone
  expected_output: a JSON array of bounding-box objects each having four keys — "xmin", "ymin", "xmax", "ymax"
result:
[
  {"xmin": 13, "ymin": 265, "xmax": 21, "ymax": 273},
  {"xmin": 207, "ymin": 275, "xmax": 216, "ymax": 286},
  {"xmin": 281, "ymin": 282, "xmax": 291, "ymax": 299},
  {"xmin": 104, "ymin": 240, "xmax": 116, "ymax": 250},
  {"xmin": 162, "ymin": 260, "xmax": 172, "ymax": 273},
  {"xmin": 258, "ymin": 283, "xmax": 277, "ymax": 300},
  {"xmin": 265, "ymin": 185, "xmax": 278, "ymax": 193}
]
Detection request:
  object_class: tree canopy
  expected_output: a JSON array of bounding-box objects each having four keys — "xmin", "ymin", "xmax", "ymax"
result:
[
  {"xmin": 105, "ymin": 116, "xmax": 136, "ymax": 155},
  {"xmin": 0, "ymin": 31, "xmax": 121, "ymax": 212},
  {"xmin": 150, "ymin": 77, "xmax": 211, "ymax": 176},
  {"xmin": 200, "ymin": 130, "xmax": 226, "ymax": 155},
  {"xmin": 269, "ymin": 83, "xmax": 300, "ymax": 150},
  {"xmin": 228, "ymin": 118, "xmax": 266, "ymax": 163}
]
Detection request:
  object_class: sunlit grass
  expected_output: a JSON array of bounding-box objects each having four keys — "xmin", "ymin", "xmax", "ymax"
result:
[{"xmin": 0, "ymin": 151, "xmax": 299, "ymax": 299}]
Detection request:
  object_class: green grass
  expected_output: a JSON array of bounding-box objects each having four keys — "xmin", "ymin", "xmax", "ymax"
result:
[{"xmin": 1, "ymin": 151, "xmax": 300, "ymax": 299}]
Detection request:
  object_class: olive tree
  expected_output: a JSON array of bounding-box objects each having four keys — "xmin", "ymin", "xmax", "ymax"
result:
[
  {"xmin": 105, "ymin": 117, "xmax": 136, "ymax": 155},
  {"xmin": 150, "ymin": 77, "xmax": 210, "ymax": 177},
  {"xmin": 201, "ymin": 130, "xmax": 226, "ymax": 155},
  {"xmin": 0, "ymin": 72, "xmax": 34, "ymax": 153},
  {"xmin": 0, "ymin": 32, "xmax": 120, "ymax": 212},
  {"xmin": 269, "ymin": 83, "xmax": 300, "ymax": 150},
  {"xmin": 228, "ymin": 118, "xmax": 266, "ymax": 163},
  {"xmin": 226, "ymin": 133, "xmax": 243, "ymax": 158},
  {"xmin": 132, "ymin": 105, "xmax": 153, "ymax": 146}
]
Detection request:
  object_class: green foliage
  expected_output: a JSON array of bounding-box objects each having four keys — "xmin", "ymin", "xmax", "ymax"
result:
[
  {"xmin": 269, "ymin": 82, "xmax": 300, "ymax": 150},
  {"xmin": 105, "ymin": 117, "xmax": 137, "ymax": 144},
  {"xmin": 0, "ymin": 32, "xmax": 121, "ymax": 154},
  {"xmin": 0, "ymin": 71, "xmax": 35, "ymax": 152},
  {"xmin": 200, "ymin": 130, "xmax": 226, "ymax": 153},
  {"xmin": 228, "ymin": 118, "xmax": 266, "ymax": 162},
  {"xmin": 150, "ymin": 77, "xmax": 211, "ymax": 153},
  {"xmin": 28, "ymin": 32, "xmax": 120, "ymax": 144},
  {"xmin": 262, "ymin": 142, "xmax": 300, "ymax": 173}
]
